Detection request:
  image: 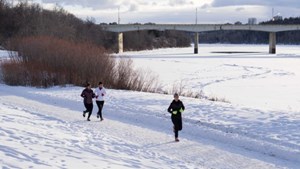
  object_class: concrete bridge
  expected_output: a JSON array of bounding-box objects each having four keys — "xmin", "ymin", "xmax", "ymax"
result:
[{"xmin": 101, "ymin": 24, "xmax": 300, "ymax": 54}]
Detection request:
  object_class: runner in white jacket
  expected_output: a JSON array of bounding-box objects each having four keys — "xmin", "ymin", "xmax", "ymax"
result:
[{"xmin": 95, "ymin": 82, "xmax": 106, "ymax": 121}]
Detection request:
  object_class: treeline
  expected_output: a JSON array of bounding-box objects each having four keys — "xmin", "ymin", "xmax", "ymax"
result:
[
  {"xmin": 124, "ymin": 30, "xmax": 191, "ymax": 51},
  {"xmin": 199, "ymin": 17, "xmax": 300, "ymax": 44},
  {"xmin": 261, "ymin": 17, "xmax": 300, "ymax": 25},
  {"xmin": 0, "ymin": 0, "xmax": 190, "ymax": 52},
  {"xmin": 0, "ymin": 0, "xmax": 116, "ymax": 50}
]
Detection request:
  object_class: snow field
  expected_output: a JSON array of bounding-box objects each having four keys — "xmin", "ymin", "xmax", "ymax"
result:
[{"xmin": 1, "ymin": 44, "xmax": 300, "ymax": 168}]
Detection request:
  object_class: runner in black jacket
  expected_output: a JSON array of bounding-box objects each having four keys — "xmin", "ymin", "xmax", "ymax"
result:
[
  {"xmin": 81, "ymin": 83, "xmax": 95, "ymax": 121},
  {"xmin": 167, "ymin": 93, "xmax": 185, "ymax": 142}
]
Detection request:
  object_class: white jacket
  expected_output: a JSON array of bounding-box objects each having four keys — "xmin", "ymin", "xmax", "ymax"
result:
[{"xmin": 95, "ymin": 87, "xmax": 106, "ymax": 101}]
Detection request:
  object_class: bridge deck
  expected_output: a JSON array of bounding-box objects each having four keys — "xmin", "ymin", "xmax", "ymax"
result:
[{"xmin": 101, "ymin": 24, "xmax": 300, "ymax": 33}]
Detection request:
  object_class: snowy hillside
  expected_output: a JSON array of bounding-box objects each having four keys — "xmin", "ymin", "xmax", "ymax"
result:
[{"xmin": 1, "ymin": 45, "xmax": 300, "ymax": 169}]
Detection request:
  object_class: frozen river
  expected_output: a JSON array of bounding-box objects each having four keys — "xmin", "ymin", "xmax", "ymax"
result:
[{"xmin": 117, "ymin": 44, "xmax": 300, "ymax": 112}]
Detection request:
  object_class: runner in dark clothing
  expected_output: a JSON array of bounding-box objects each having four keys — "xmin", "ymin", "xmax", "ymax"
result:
[
  {"xmin": 81, "ymin": 83, "xmax": 95, "ymax": 121},
  {"xmin": 167, "ymin": 93, "xmax": 185, "ymax": 142}
]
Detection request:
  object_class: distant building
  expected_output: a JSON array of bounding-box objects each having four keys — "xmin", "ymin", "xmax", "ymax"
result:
[
  {"xmin": 248, "ymin": 18, "xmax": 257, "ymax": 25},
  {"xmin": 234, "ymin": 21, "xmax": 242, "ymax": 25}
]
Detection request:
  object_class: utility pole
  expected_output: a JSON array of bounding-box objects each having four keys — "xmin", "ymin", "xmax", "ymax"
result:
[
  {"xmin": 118, "ymin": 7, "xmax": 120, "ymax": 24},
  {"xmin": 194, "ymin": 8, "xmax": 199, "ymax": 54},
  {"xmin": 195, "ymin": 8, "xmax": 198, "ymax": 24},
  {"xmin": 272, "ymin": 7, "xmax": 274, "ymax": 21}
]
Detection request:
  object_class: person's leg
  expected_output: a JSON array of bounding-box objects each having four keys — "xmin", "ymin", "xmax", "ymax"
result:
[
  {"xmin": 178, "ymin": 118, "xmax": 182, "ymax": 131},
  {"xmin": 87, "ymin": 104, "xmax": 93, "ymax": 121},
  {"xmin": 99, "ymin": 101, "xmax": 104, "ymax": 120},
  {"xmin": 172, "ymin": 117, "xmax": 179, "ymax": 141},
  {"xmin": 96, "ymin": 101, "xmax": 101, "ymax": 118},
  {"xmin": 174, "ymin": 118, "xmax": 182, "ymax": 141},
  {"xmin": 174, "ymin": 130, "xmax": 179, "ymax": 138},
  {"xmin": 83, "ymin": 103, "xmax": 89, "ymax": 117}
]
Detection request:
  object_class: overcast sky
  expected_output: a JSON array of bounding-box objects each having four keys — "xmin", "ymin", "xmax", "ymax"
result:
[{"xmin": 33, "ymin": 0, "xmax": 300, "ymax": 24}]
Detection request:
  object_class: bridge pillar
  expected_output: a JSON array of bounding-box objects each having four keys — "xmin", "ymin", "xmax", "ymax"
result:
[
  {"xmin": 118, "ymin": 32, "xmax": 123, "ymax": 53},
  {"xmin": 194, "ymin": 32, "xmax": 199, "ymax": 54},
  {"xmin": 269, "ymin": 32, "xmax": 276, "ymax": 54}
]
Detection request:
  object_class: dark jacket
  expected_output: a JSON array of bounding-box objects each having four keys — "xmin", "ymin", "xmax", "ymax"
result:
[
  {"xmin": 81, "ymin": 88, "xmax": 95, "ymax": 104},
  {"xmin": 168, "ymin": 100, "xmax": 185, "ymax": 118}
]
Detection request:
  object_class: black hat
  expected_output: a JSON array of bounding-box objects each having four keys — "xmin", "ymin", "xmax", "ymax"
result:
[{"xmin": 86, "ymin": 82, "xmax": 91, "ymax": 87}]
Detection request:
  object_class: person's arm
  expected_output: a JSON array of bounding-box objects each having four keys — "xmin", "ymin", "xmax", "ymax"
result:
[
  {"xmin": 102, "ymin": 88, "xmax": 106, "ymax": 96},
  {"xmin": 81, "ymin": 90, "xmax": 86, "ymax": 98},
  {"xmin": 181, "ymin": 101, "xmax": 185, "ymax": 111},
  {"xmin": 94, "ymin": 88, "xmax": 98, "ymax": 98},
  {"xmin": 167, "ymin": 103, "xmax": 172, "ymax": 113}
]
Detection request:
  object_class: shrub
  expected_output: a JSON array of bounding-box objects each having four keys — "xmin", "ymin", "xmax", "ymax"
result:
[
  {"xmin": 207, "ymin": 95, "xmax": 230, "ymax": 103},
  {"xmin": 2, "ymin": 36, "xmax": 114, "ymax": 87},
  {"xmin": 1, "ymin": 35, "xmax": 158, "ymax": 91},
  {"xmin": 165, "ymin": 80, "xmax": 230, "ymax": 103},
  {"xmin": 113, "ymin": 57, "xmax": 160, "ymax": 92}
]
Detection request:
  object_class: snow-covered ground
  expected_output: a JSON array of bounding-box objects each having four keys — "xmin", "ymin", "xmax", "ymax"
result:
[
  {"xmin": 1, "ymin": 44, "xmax": 300, "ymax": 169},
  {"xmin": 119, "ymin": 44, "xmax": 300, "ymax": 112}
]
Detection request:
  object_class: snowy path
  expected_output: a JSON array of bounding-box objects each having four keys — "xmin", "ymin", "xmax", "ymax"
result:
[{"xmin": 0, "ymin": 85, "xmax": 299, "ymax": 168}]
